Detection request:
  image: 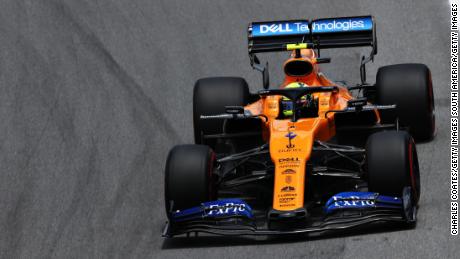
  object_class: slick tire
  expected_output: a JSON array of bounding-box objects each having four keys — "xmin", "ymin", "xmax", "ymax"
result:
[
  {"xmin": 375, "ymin": 64, "xmax": 435, "ymax": 141},
  {"xmin": 366, "ymin": 131, "xmax": 420, "ymax": 205},
  {"xmin": 164, "ymin": 144, "xmax": 215, "ymax": 217},
  {"xmin": 193, "ymin": 77, "xmax": 252, "ymax": 147}
]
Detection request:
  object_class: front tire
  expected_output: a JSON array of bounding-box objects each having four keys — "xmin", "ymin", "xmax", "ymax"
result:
[
  {"xmin": 366, "ymin": 131, "xmax": 420, "ymax": 205},
  {"xmin": 164, "ymin": 145, "xmax": 215, "ymax": 216}
]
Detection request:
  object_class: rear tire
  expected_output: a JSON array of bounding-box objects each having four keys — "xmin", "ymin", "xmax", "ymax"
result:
[
  {"xmin": 193, "ymin": 77, "xmax": 261, "ymax": 151},
  {"xmin": 193, "ymin": 77, "xmax": 251, "ymax": 144},
  {"xmin": 366, "ymin": 131, "xmax": 420, "ymax": 205},
  {"xmin": 376, "ymin": 64, "xmax": 435, "ymax": 141},
  {"xmin": 164, "ymin": 145, "xmax": 215, "ymax": 216}
]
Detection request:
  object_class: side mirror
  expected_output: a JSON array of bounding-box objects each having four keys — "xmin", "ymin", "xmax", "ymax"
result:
[
  {"xmin": 347, "ymin": 98, "xmax": 368, "ymax": 111},
  {"xmin": 225, "ymin": 106, "xmax": 244, "ymax": 114}
]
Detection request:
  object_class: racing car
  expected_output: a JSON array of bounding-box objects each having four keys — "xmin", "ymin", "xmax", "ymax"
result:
[{"xmin": 162, "ymin": 16, "xmax": 435, "ymax": 237}]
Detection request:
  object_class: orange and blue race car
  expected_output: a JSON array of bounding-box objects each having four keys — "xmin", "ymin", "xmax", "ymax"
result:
[{"xmin": 162, "ymin": 16, "xmax": 435, "ymax": 237}]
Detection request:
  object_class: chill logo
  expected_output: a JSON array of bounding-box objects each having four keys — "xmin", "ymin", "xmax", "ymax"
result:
[
  {"xmin": 312, "ymin": 18, "xmax": 369, "ymax": 33},
  {"xmin": 207, "ymin": 202, "xmax": 247, "ymax": 216},
  {"xmin": 256, "ymin": 22, "xmax": 309, "ymax": 35}
]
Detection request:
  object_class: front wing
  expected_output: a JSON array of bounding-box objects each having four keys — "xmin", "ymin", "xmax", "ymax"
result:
[{"xmin": 162, "ymin": 188, "xmax": 417, "ymax": 237}]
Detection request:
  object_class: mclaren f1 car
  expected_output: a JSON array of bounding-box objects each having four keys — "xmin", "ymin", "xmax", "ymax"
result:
[{"xmin": 162, "ymin": 16, "xmax": 435, "ymax": 237}]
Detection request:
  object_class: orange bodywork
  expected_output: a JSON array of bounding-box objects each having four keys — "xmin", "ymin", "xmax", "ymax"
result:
[{"xmin": 244, "ymin": 49, "xmax": 367, "ymax": 211}]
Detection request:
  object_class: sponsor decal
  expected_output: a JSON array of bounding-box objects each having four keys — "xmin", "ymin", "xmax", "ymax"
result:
[
  {"xmin": 278, "ymin": 193, "xmax": 297, "ymax": 198},
  {"xmin": 281, "ymin": 186, "xmax": 295, "ymax": 192},
  {"xmin": 207, "ymin": 202, "xmax": 248, "ymax": 216},
  {"xmin": 171, "ymin": 199, "xmax": 253, "ymax": 222},
  {"xmin": 279, "ymin": 157, "xmax": 300, "ymax": 163},
  {"xmin": 252, "ymin": 17, "xmax": 372, "ymax": 37},
  {"xmin": 252, "ymin": 21, "xmax": 309, "ymax": 37},
  {"xmin": 279, "ymin": 197, "xmax": 295, "ymax": 203},
  {"xmin": 278, "ymin": 147, "xmax": 301, "ymax": 153},
  {"xmin": 279, "ymin": 203, "xmax": 296, "ymax": 207},
  {"xmin": 280, "ymin": 164, "xmax": 299, "ymax": 169},
  {"xmin": 330, "ymin": 196, "xmax": 375, "ymax": 207},
  {"xmin": 285, "ymin": 175, "xmax": 292, "ymax": 184},
  {"xmin": 312, "ymin": 17, "xmax": 373, "ymax": 34},
  {"xmin": 278, "ymin": 192, "xmax": 297, "ymax": 207},
  {"xmin": 285, "ymin": 132, "xmax": 297, "ymax": 148},
  {"xmin": 278, "ymin": 198, "xmax": 294, "ymax": 206},
  {"xmin": 324, "ymin": 192, "xmax": 403, "ymax": 214},
  {"xmin": 282, "ymin": 169, "xmax": 296, "ymax": 174},
  {"xmin": 278, "ymin": 157, "xmax": 301, "ymax": 169},
  {"xmin": 277, "ymin": 193, "xmax": 297, "ymax": 208}
]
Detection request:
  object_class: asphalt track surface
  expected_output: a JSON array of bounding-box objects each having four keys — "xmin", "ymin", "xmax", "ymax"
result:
[{"xmin": 0, "ymin": 0, "xmax": 457, "ymax": 258}]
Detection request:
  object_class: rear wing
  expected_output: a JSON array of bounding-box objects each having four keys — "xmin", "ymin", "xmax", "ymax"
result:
[
  {"xmin": 248, "ymin": 16, "xmax": 377, "ymax": 55},
  {"xmin": 248, "ymin": 16, "xmax": 377, "ymax": 87}
]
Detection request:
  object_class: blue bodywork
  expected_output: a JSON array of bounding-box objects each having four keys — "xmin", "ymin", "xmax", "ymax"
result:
[
  {"xmin": 171, "ymin": 199, "xmax": 253, "ymax": 222},
  {"xmin": 311, "ymin": 16, "xmax": 373, "ymax": 34},
  {"xmin": 324, "ymin": 192, "xmax": 402, "ymax": 214},
  {"xmin": 252, "ymin": 21, "xmax": 310, "ymax": 37},
  {"xmin": 251, "ymin": 17, "xmax": 372, "ymax": 38},
  {"xmin": 170, "ymin": 192, "xmax": 403, "ymax": 222}
]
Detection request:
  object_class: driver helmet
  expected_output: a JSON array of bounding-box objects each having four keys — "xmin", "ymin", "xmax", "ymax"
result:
[{"xmin": 281, "ymin": 82, "xmax": 311, "ymax": 117}]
